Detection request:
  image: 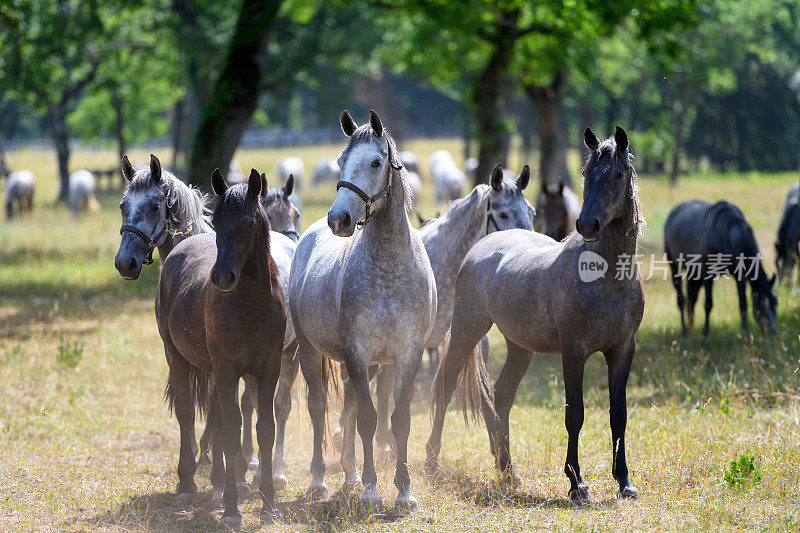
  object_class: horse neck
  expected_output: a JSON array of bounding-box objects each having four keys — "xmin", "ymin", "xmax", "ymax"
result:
[
  {"xmin": 157, "ymin": 184, "xmax": 212, "ymax": 258},
  {"xmin": 594, "ymin": 197, "xmax": 640, "ymax": 281},
  {"xmin": 237, "ymin": 217, "xmax": 274, "ymax": 297},
  {"xmin": 424, "ymin": 187, "xmax": 487, "ymax": 271},
  {"xmin": 361, "ymin": 170, "xmax": 411, "ymax": 251}
]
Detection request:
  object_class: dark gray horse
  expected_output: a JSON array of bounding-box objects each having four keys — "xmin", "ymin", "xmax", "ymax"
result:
[
  {"xmin": 665, "ymin": 200, "xmax": 778, "ymax": 336},
  {"xmin": 536, "ymin": 180, "xmax": 581, "ymax": 241},
  {"xmin": 775, "ymin": 183, "xmax": 799, "ymax": 282},
  {"xmin": 427, "ymin": 126, "xmax": 644, "ymax": 501},
  {"xmin": 289, "ymin": 110, "xmax": 436, "ymax": 511},
  {"xmin": 156, "ymin": 169, "xmax": 286, "ymax": 527}
]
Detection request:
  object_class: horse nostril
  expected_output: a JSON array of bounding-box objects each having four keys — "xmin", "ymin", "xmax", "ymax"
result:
[
  {"xmin": 341, "ymin": 213, "xmax": 351, "ymax": 228},
  {"xmin": 226, "ymin": 271, "xmax": 237, "ymax": 286},
  {"xmin": 592, "ymin": 219, "xmax": 600, "ymax": 234},
  {"xmin": 127, "ymin": 258, "xmax": 138, "ymax": 272}
]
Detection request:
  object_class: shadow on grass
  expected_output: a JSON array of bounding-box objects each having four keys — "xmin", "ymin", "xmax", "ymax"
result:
[{"xmin": 425, "ymin": 464, "xmax": 616, "ymax": 511}]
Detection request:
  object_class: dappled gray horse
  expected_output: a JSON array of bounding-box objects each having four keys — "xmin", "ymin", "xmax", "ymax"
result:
[
  {"xmin": 775, "ymin": 183, "xmax": 799, "ymax": 282},
  {"xmin": 665, "ymin": 199, "xmax": 778, "ymax": 336},
  {"xmin": 156, "ymin": 169, "xmax": 285, "ymax": 527},
  {"xmin": 289, "ymin": 110, "xmax": 436, "ymax": 510},
  {"xmin": 5, "ymin": 170, "xmax": 35, "ymax": 219},
  {"xmin": 537, "ymin": 180, "xmax": 581, "ymax": 241},
  {"xmin": 368, "ymin": 163, "xmax": 535, "ymax": 454},
  {"xmin": 427, "ymin": 127, "xmax": 645, "ymax": 502},
  {"xmin": 69, "ymin": 169, "xmax": 100, "ymax": 218}
]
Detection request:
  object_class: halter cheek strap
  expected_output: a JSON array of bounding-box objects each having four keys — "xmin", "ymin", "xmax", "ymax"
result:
[
  {"xmin": 336, "ymin": 140, "xmax": 403, "ymax": 228},
  {"xmin": 486, "ymin": 199, "xmax": 501, "ymax": 233},
  {"xmin": 119, "ymin": 196, "xmax": 170, "ymax": 265}
]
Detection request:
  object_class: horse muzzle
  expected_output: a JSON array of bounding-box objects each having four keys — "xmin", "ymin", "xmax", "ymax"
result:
[
  {"xmin": 114, "ymin": 253, "xmax": 142, "ymax": 280},
  {"xmin": 328, "ymin": 209, "xmax": 356, "ymax": 237},
  {"xmin": 211, "ymin": 267, "xmax": 239, "ymax": 292},
  {"xmin": 576, "ymin": 214, "xmax": 602, "ymax": 242}
]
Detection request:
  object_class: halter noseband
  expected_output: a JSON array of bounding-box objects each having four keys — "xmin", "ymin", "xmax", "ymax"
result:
[
  {"xmin": 336, "ymin": 139, "xmax": 403, "ymax": 229},
  {"xmin": 486, "ymin": 198, "xmax": 501, "ymax": 233}
]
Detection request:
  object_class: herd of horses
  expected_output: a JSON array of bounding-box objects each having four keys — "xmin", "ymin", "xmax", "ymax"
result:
[{"xmin": 99, "ymin": 110, "xmax": 793, "ymax": 527}]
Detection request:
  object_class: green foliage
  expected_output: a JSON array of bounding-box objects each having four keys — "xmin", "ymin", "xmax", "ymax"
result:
[
  {"xmin": 724, "ymin": 455, "xmax": 763, "ymax": 489},
  {"xmin": 57, "ymin": 338, "xmax": 84, "ymax": 369}
]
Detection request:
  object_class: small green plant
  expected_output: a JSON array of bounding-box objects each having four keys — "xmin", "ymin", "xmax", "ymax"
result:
[
  {"xmin": 3, "ymin": 345, "xmax": 22, "ymax": 364},
  {"xmin": 57, "ymin": 338, "xmax": 84, "ymax": 369},
  {"xmin": 724, "ymin": 455, "xmax": 762, "ymax": 489}
]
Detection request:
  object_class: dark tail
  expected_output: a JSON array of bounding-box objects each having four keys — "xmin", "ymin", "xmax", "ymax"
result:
[
  {"xmin": 164, "ymin": 365, "xmax": 212, "ymax": 420},
  {"xmin": 430, "ymin": 331, "xmax": 495, "ymax": 427}
]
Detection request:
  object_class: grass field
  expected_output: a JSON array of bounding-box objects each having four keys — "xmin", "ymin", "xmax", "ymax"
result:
[{"xmin": 1, "ymin": 142, "xmax": 799, "ymax": 531}]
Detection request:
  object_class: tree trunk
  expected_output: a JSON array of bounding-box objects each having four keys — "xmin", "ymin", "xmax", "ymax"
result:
[
  {"xmin": 171, "ymin": 97, "xmax": 184, "ymax": 171},
  {"xmin": 526, "ymin": 70, "xmax": 570, "ymax": 187},
  {"xmin": 470, "ymin": 10, "xmax": 519, "ymax": 186},
  {"xmin": 51, "ymin": 105, "xmax": 71, "ymax": 200},
  {"xmin": 670, "ymin": 108, "xmax": 685, "ymax": 185},
  {"xmin": 186, "ymin": 0, "xmax": 283, "ymax": 189},
  {"xmin": 112, "ymin": 93, "xmax": 126, "ymax": 165}
]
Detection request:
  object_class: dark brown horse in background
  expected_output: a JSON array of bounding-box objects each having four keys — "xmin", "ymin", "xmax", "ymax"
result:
[{"xmin": 156, "ymin": 169, "xmax": 285, "ymax": 527}]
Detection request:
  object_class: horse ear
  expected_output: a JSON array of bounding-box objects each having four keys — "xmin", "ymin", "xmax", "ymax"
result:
[
  {"xmin": 340, "ymin": 110, "xmax": 357, "ymax": 136},
  {"xmin": 121, "ymin": 155, "xmax": 134, "ymax": 182},
  {"xmin": 583, "ymin": 126, "xmax": 600, "ymax": 151},
  {"xmin": 614, "ymin": 126, "xmax": 629, "ymax": 152},
  {"xmin": 490, "ymin": 163, "xmax": 503, "ymax": 191},
  {"xmin": 260, "ymin": 173, "xmax": 268, "ymax": 198},
  {"xmin": 150, "ymin": 154, "xmax": 162, "ymax": 183},
  {"xmin": 211, "ymin": 168, "xmax": 227, "ymax": 196},
  {"xmin": 248, "ymin": 168, "xmax": 262, "ymax": 199},
  {"xmin": 517, "ymin": 165, "xmax": 530, "ymax": 190},
  {"xmin": 369, "ymin": 109, "xmax": 384, "ymax": 137},
  {"xmin": 284, "ymin": 173, "xmax": 294, "ymax": 197}
]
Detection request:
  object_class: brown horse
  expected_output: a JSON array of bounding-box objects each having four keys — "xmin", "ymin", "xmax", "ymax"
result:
[
  {"xmin": 156, "ymin": 168, "xmax": 286, "ymax": 527},
  {"xmin": 427, "ymin": 126, "xmax": 644, "ymax": 501}
]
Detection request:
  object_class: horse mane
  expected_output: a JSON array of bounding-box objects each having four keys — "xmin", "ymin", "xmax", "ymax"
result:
[
  {"xmin": 582, "ymin": 137, "xmax": 645, "ymax": 236},
  {"xmin": 346, "ymin": 124, "xmax": 414, "ymax": 214},
  {"xmin": 128, "ymin": 166, "xmax": 211, "ymax": 230}
]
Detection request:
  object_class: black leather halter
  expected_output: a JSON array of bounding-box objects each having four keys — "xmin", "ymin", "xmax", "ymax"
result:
[
  {"xmin": 120, "ymin": 198, "xmax": 168, "ymax": 265},
  {"xmin": 336, "ymin": 140, "xmax": 403, "ymax": 228},
  {"xmin": 486, "ymin": 198, "xmax": 501, "ymax": 233}
]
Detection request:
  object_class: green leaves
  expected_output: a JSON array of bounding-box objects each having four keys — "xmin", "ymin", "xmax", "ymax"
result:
[{"xmin": 724, "ymin": 455, "xmax": 763, "ymax": 489}]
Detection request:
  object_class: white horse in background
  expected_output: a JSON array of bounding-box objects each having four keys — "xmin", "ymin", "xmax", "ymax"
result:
[
  {"xmin": 5, "ymin": 170, "xmax": 35, "ymax": 219},
  {"xmin": 277, "ymin": 156, "xmax": 305, "ymax": 190},
  {"xmin": 69, "ymin": 170, "xmax": 100, "ymax": 218},
  {"xmin": 312, "ymin": 158, "xmax": 340, "ymax": 185},
  {"xmin": 430, "ymin": 150, "xmax": 466, "ymax": 205}
]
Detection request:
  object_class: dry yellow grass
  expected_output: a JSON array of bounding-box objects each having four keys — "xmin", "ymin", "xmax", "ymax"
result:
[{"xmin": 0, "ymin": 143, "xmax": 798, "ymax": 531}]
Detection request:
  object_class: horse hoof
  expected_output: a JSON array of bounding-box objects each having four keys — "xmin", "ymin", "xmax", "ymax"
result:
[
  {"xmin": 394, "ymin": 492, "xmax": 418, "ymax": 513},
  {"xmin": 260, "ymin": 506, "xmax": 282, "ymax": 524},
  {"xmin": 568, "ymin": 484, "xmax": 590, "ymax": 502},
  {"xmin": 211, "ymin": 489, "xmax": 224, "ymax": 506},
  {"xmin": 617, "ymin": 484, "xmax": 639, "ymax": 500},
  {"xmin": 306, "ymin": 482, "xmax": 330, "ymax": 500},
  {"xmin": 173, "ymin": 492, "xmax": 195, "ymax": 506},
  {"xmin": 272, "ymin": 474, "xmax": 288, "ymax": 491},
  {"xmin": 237, "ymin": 482, "xmax": 251, "ymax": 498},
  {"xmin": 219, "ymin": 515, "xmax": 243, "ymax": 530},
  {"xmin": 358, "ymin": 484, "xmax": 383, "ymax": 511}
]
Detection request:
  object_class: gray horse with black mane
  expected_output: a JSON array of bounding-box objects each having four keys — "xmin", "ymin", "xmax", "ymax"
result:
[
  {"xmin": 289, "ymin": 110, "xmax": 436, "ymax": 511},
  {"xmin": 427, "ymin": 126, "xmax": 644, "ymax": 502}
]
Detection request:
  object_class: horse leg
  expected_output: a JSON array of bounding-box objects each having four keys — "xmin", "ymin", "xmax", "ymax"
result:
[
  {"xmin": 340, "ymin": 370, "xmax": 361, "ymax": 485},
  {"xmin": 562, "ymin": 348, "xmax": 589, "ymax": 500},
  {"xmin": 272, "ymin": 342, "xmax": 299, "ymax": 491},
  {"xmin": 167, "ymin": 354, "xmax": 198, "ymax": 505},
  {"xmin": 332, "ymin": 364, "xmax": 348, "ymax": 452},
  {"xmin": 213, "ymin": 370, "xmax": 244, "ymax": 528},
  {"xmin": 686, "ymin": 279, "xmax": 701, "ymax": 332},
  {"xmin": 668, "ymin": 255, "xmax": 686, "ymax": 333},
  {"xmin": 702, "ymin": 279, "xmax": 714, "ymax": 338},
  {"xmin": 736, "ymin": 279, "xmax": 750, "ymax": 334},
  {"xmin": 391, "ymin": 349, "xmax": 422, "ymax": 511},
  {"xmin": 604, "ymin": 340, "xmax": 638, "ymax": 499},
  {"xmin": 241, "ymin": 382, "xmax": 257, "ymax": 470},
  {"xmin": 425, "ymin": 317, "xmax": 492, "ymax": 476},
  {"xmin": 375, "ymin": 364, "xmax": 395, "ymax": 458},
  {"xmin": 298, "ymin": 340, "xmax": 329, "ymax": 499},
  {"xmin": 209, "ymin": 393, "xmax": 225, "ymax": 504},
  {"xmin": 491, "ymin": 338, "xmax": 533, "ymax": 485},
  {"xmin": 197, "ymin": 421, "xmax": 212, "ymax": 466},
  {"xmin": 427, "ymin": 347, "xmax": 440, "ymax": 377},
  {"xmin": 256, "ymin": 356, "xmax": 282, "ymax": 521},
  {"xmin": 343, "ymin": 353, "xmax": 381, "ymax": 508}
]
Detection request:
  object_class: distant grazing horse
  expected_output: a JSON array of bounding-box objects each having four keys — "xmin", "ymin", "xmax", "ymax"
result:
[
  {"xmin": 465, "ymin": 157, "xmax": 478, "ymax": 182},
  {"xmin": 665, "ymin": 200, "xmax": 778, "ymax": 336},
  {"xmin": 364, "ymin": 163, "xmax": 536, "ymax": 456},
  {"xmin": 5, "ymin": 170, "xmax": 35, "ymax": 219},
  {"xmin": 775, "ymin": 183, "xmax": 799, "ymax": 282},
  {"xmin": 430, "ymin": 150, "xmax": 466, "ymax": 205},
  {"xmin": 157, "ymin": 169, "xmax": 285, "ymax": 527},
  {"xmin": 537, "ymin": 180, "xmax": 581, "ymax": 241},
  {"xmin": 399, "ymin": 150, "xmax": 420, "ymax": 174},
  {"xmin": 69, "ymin": 170, "xmax": 100, "ymax": 218},
  {"xmin": 277, "ymin": 156, "xmax": 305, "ymax": 190},
  {"xmin": 312, "ymin": 158, "xmax": 340, "ymax": 185},
  {"xmin": 427, "ymin": 127, "xmax": 644, "ymax": 501},
  {"xmin": 405, "ymin": 171, "xmax": 423, "ymax": 210},
  {"xmin": 289, "ymin": 110, "xmax": 436, "ymax": 510}
]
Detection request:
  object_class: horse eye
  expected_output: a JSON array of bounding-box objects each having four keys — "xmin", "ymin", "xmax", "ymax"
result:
[
  {"xmin": 616, "ymin": 172, "xmax": 625, "ymax": 180},
  {"xmin": 151, "ymin": 204, "xmax": 159, "ymax": 212},
  {"xmin": 499, "ymin": 213, "xmax": 508, "ymax": 219},
  {"xmin": 248, "ymin": 218, "xmax": 256, "ymax": 227},
  {"xmin": 371, "ymin": 159, "xmax": 382, "ymax": 168}
]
